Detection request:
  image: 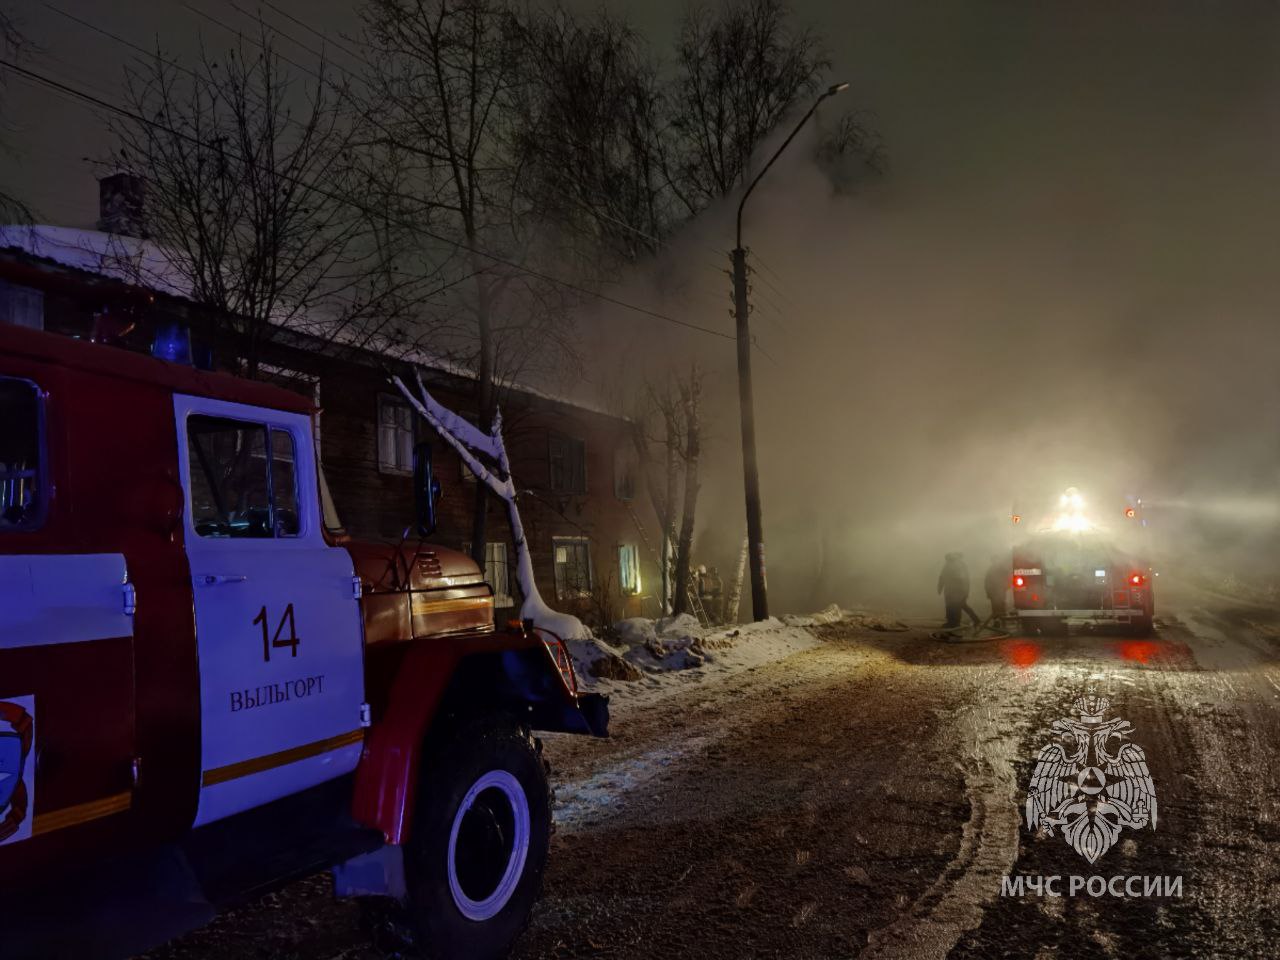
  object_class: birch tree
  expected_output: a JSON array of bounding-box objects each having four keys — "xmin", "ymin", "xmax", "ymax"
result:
[
  {"xmin": 358, "ymin": 0, "xmax": 579, "ymax": 570},
  {"xmin": 392, "ymin": 370, "xmax": 590, "ymax": 640}
]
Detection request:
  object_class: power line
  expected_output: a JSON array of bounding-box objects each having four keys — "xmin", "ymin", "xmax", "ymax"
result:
[
  {"xmin": 1, "ymin": 56, "xmax": 735, "ymax": 341},
  {"xmin": 41, "ymin": 1, "xmax": 317, "ymax": 139},
  {"xmin": 255, "ymin": 0, "xmax": 367, "ymax": 71},
  {"xmin": 748, "ymin": 251, "xmax": 796, "ymax": 307},
  {"xmin": 41, "ymin": 2, "xmax": 193, "ymax": 81},
  {"xmin": 176, "ymin": 0, "xmax": 333, "ymax": 89},
  {"xmin": 749, "ymin": 251, "xmax": 792, "ymax": 294}
]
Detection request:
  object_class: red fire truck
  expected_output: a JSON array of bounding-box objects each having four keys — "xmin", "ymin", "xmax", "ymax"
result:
[
  {"xmin": 0, "ymin": 324, "xmax": 608, "ymax": 959},
  {"xmin": 1010, "ymin": 488, "xmax": 1155, "ymax": 636}
]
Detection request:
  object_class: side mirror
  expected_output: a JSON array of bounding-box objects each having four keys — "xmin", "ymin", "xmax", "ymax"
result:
[{"xmin": 413, "ymin": 441, "xmax": 442, "ymax": 538}]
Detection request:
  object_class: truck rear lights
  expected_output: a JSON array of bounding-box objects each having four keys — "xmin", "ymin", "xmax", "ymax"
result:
[
  {"xmin": 1129, "ymin": 573, "xmax": 1146, "ymax": 586},
  {"xmin": 1013, "ymin": 575, "xmax": 1026, "ymax": 588}
]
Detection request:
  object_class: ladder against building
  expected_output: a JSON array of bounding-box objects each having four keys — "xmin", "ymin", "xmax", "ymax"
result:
[{"xmin": 686, "ymin": 580, "xmax": 712, "ymax": 628}]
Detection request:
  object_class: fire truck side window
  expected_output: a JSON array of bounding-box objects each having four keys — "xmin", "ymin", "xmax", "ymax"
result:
[
  {"xmin": 270, "ymin": 428, "xmax": 299, "ymax": 537},
  {"xmin": 0, "ymin": 377, "xmax": 43, "ymax": 531},
  {"xmin": 187, "ymin": 416, "xmax": 298, "ymax": 539}
]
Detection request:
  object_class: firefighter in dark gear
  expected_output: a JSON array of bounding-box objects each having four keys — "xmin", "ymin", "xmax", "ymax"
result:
[
  {"xmin": 985, "ymin": 554, "xmax": 1010, "ymax": 620},
  {"xmin": 938, "ymin": 552, "xmax": 980, "ymax": 629}
]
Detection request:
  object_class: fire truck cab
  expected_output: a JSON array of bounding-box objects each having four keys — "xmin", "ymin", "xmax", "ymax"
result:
[{"xmin": 0, "ymin": 324, "xmax": 607, "ymax": 960}]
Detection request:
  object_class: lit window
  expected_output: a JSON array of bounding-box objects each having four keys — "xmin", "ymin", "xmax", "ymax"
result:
[
  {"xmin": 619, "ymin": 544, "xmax": 641, "ymax": 595},
  {"xmin": 553, "ymin": 537, "xmax": 592, "ymax": 599},
  {"xmin": 377, "ymin": 395, "xmax": 415, "ymax": 474}
]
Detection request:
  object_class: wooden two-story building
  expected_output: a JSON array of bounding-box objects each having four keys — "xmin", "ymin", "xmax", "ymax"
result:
[{"xmin": 0, "ymin": 220, "xmax": 663, "ymax": 626}]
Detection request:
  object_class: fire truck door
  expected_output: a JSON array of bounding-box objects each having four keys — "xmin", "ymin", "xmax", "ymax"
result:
[{"xmin": 174, "ymin": 395, "xmax": 365, "ymax": 827}]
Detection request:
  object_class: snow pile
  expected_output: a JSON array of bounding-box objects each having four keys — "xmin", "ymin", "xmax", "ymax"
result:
[
  {"xmin": 574, "ymin": 610, "xmax": 833, "ymax": 704},
  {"xmin": 614, "ymin": 617, "xmax": 659, "ymax": 646},
  {"xmin": 780, "ymin": 603, "xmax": 848, "ymax": 627},
  {"xmin": 565, "ymin": 635, "xmax": 642, "ymax": 682}
]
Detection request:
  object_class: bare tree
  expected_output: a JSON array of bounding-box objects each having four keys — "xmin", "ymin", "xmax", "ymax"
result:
[
  {"xmin": 512, "ymin": 6, "xmax": 673, "ymax": 270},
  {"xmin": 621, "ymin": 363, "xmax": 706, "ymax": 618},
  {"xmin": 358, "ymin": 0, "xmax": 581, "ymax": 568},
  {"xmin": 108, "ymin": 35, "xmax": 417, "ymax": 375},
  {"xmin": 0, "ymin": 6, "xmax": 31, "ymax": 222},
  {"xmin": 665, "ymin": 0, "xmax": 829, "ymax": 215},
  {"xmin": 632, "ymin": 378, "xmax": 682, "ymax": 614},
  {"xmin": 670, "ymin": 363, "xmax": 703, "ymax": 616}
]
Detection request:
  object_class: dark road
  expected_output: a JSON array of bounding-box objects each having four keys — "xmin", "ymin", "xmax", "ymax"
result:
[{"xmin": 144, "ymin": 592, "xmax": 1280, "ymax": 960}]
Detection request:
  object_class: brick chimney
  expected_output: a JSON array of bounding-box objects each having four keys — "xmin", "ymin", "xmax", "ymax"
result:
[{"xmin": 97, "ymin": 172, "xmax": 147, "ymax": 238}]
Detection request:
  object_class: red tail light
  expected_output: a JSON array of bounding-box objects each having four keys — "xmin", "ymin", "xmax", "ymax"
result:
[
  {"xmin": 1013, "ymin": 575, "xmax": 1026, "ymax": 588},
  {"xmin": 1129, "ymin": 573, "xmax": 1146, "ymax": 586}
]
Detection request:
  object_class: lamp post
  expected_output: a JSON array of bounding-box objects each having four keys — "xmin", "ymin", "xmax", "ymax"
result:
[{"xmin": 732, "ymin": 82, "xmax": 848, "ymax": 622}]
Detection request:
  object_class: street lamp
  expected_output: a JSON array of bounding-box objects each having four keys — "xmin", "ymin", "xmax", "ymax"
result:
[{"xmin": 732, "ymin": 81, "xmax": 848, "ymax": 622}]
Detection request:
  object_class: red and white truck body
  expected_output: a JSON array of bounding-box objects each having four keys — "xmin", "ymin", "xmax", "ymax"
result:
[{"xmin": 0, "ymin": 324, "xmax": 607, "ymax": 959}]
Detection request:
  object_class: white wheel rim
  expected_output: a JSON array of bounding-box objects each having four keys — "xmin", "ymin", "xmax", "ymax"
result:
[{"xmin": 446, "ymin": 769, "xmax": 530, "ymax": 921}]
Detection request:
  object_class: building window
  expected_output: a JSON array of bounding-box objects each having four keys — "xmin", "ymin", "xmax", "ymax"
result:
[
  {"xmin": 553, "ymin": 537, "xmax": 592, "ymax": 600},
  {"xmin": 377, "ymin": 394, "xmax": 415, "ymax": 474},
  {"xmin": 619, "ymin": 543, "xmax": 641, "ymax": 595},
  {"xmin": 0, "ymin": 377, "xmax": 45, "ymax": 531},
  {"xmin": 484, "ymin": 542, "xmax": 513, "ymax": 607},
  {"xmin": 0, "ymin": 280, "xmax": 44, "ymax": 330},
  {"xmin": 186, "ymin": 416, "xmax": 299, "ymax": 538},
  {"xmin": 615, "ymin": 444, "xmax": 638, "ymax": 501},
  {"xmin": 549, "ymin": 431, "xmax": 586, "ymax": 494}
]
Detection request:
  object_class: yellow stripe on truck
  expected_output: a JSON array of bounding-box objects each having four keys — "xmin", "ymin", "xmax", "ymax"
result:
[
  {"xmin": 409, "ymin": 595, "xmax": 494, "ymax": 617},
  {"xmin": 202, "ymin": 729, "xmax": 365, "ymax": 787},
  {"xmin": 32, "ymin": 791, "xmax": 132, "ymax": 836}
]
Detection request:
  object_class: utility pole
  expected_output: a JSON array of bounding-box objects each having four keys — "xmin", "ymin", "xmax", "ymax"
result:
[
  {"xmin": 732, "ymin": 82, "xmax": 848, "ymax": 622},
  {"xmin": 731, "ymin": 245, "xmax": 768, "ymax": 620}
]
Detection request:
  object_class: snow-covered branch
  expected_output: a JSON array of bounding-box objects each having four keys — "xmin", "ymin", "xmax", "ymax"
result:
[{"xmin": 391, "ymin": 370, "xmax": 590, "ymax": 641}]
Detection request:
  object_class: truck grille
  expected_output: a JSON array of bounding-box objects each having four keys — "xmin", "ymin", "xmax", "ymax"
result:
[{"xmin": 416, "ymin": 552, "xmax": 443, "ymax": 578}]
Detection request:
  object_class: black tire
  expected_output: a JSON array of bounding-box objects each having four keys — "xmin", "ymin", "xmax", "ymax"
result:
[
  {"xmin": 405, "ymin": 717, "xmax": 552, "ymax": 960},
  {"xmin": 1129, "ymin": 617, "xmax": 1154, "ymax": 637}
]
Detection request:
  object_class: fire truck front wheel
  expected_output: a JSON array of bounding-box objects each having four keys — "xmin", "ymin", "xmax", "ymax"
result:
[{"xmin": 406, "ymin": 717, "xmax": 552, "ymax": 960}]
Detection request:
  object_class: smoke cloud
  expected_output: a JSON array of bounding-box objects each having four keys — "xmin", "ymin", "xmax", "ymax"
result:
[{"xmin": 580, "ymin": 0, "xmax": 1280, "ymax": 614}]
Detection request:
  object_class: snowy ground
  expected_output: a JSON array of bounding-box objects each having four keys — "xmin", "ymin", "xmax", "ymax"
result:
[
  {"xmin": 550, "ymin": 606, "xmax": 908, "ymax": 832},
  {"xmin": 565, "ymin": 605, "xmax": 906, "ymax": 710}
]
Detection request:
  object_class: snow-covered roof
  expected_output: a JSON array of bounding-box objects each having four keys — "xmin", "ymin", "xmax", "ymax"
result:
[
  {"xmin": 0, "ymin": 224, "xmax": 192, "ymax": 299},
  {"xmin": 0, "ymin": 224, "xmax": 620, "ymax": 421}
]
